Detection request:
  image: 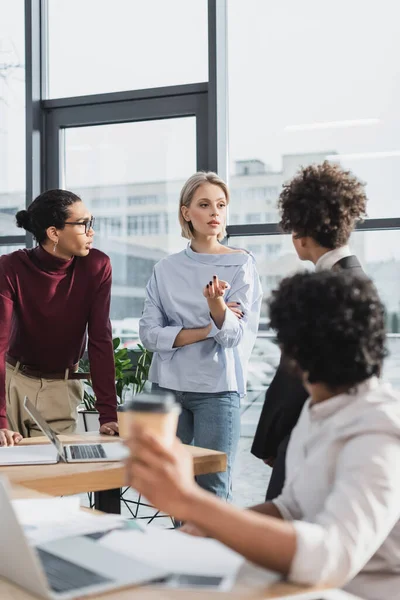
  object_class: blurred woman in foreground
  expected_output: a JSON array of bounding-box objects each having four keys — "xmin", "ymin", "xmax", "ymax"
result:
[{"xmin": 128, "ymin": 271, "xmax": 400, "ymax": 600}]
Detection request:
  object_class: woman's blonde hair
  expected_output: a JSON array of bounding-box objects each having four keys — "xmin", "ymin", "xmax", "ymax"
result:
[{"xmin": 179, "ymin": 171, "xmax": 230, "ymax": 241}]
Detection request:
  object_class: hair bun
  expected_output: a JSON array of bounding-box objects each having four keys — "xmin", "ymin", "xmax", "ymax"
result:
[{"xmin": 15, "ymin": 209, "xmax": 32, "ymax": 231}]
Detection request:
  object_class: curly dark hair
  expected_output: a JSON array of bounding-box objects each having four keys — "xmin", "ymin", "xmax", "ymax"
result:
[
  {"xmin": 16, "ymin": 189, "xmax": 82, "ymax": 244},
  {"xmin": 278, "ymin": 161, "xmax": 367, "ymax": 248},
  {"xmin": 268, "ymin": 271, "xmax": 387, "ymax": 388}
]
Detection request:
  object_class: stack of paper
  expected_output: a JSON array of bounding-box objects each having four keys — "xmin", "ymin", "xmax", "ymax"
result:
[
  {"xmin": 12, "ymin": 497, "xmax": 128, "ymax": 545},
  {"xmin": 100, "ymin": 528, "xmax": 244, "ymax": 586}
]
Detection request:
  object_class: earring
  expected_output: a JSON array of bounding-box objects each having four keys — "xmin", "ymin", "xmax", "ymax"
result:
[{"xmin": 53, "ymin": 241, "xmax": 58, "ymax": 253}]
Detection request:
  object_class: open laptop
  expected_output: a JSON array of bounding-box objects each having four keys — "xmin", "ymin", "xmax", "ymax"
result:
[
  {"xmin": 0, "ymin": 477, "xmax": 167, "ymax": 599},
  {"xmin": 21, "ymin": 396, "xmax": 128, "ymax": 463},
  {"xmin": 0, "ymin": 396, "xmax": 129, "ymax": 466}
]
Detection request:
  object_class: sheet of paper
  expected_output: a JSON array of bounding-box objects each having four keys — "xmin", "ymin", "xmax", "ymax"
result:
[
  {"xmin": 99, "ymin": 529, "xmax": 244, "ymax": 579},
  {"xmin": 13, "ymin": 497, "xmax": 80, "ymax": 524},
  {"xmin": 12, "ymin": 497, "xmax": 128, "ymax": 544}
]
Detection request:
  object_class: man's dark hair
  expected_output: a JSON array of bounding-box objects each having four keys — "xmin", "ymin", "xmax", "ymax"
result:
[
  {"xmin": 16, "ymin": 189, "xmax": 82, "ymax": 244},
  {"xmin": 278, "ymin": 161, "xmax": 367, "ymax": 248},
  {"xmin": 268, "ymin": 271, "xmax": 387, "ymax": 388}
]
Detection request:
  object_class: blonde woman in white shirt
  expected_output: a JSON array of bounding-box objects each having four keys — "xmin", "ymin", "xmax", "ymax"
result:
[{"xmin": 126, "ymin": 271, "xmax": 400, "ymax": 600}]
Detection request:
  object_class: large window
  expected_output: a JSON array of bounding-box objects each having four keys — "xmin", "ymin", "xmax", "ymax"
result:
[
  {"xmin": 228, "ymin": 0, "xmax": 400, "ymax": 319},
  {"xmin": 228, "ymin": 0, "xmax": 400, "ymax": 219},
  {"xmin": 227, "ymin": 0, "xmax": 400, "ymax": 437},
  {"xmin": 350, "ymin": 230, "xmax": 400, "ymax": 334},
  {"xmin": 47, "ymin": 0, "xmax": 208, "ymax": 98},
  {"xmin": 0, "ymin": 0, "xmax": 25, "ymax": 236},
  {"xmin": 63, "ymin": 118, "xmax": 197, "ymax": 323}
]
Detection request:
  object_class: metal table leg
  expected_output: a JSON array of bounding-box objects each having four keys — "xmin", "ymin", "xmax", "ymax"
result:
[{"xmin": 94, "ymin": 488, "xmax": 121, "ymax": 514}]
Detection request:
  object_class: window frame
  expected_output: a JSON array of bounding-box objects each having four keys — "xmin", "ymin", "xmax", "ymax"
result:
[
  {"xmin": 5, "ymin": 2, "xmax": 398, "ymax": 257},
  {"xmin": 43, "ymin": 86, "xmax": 211, "ymax": 191},
  {"xmin": 10, "ymin": 0, "xmax": 227, "ymax": 253}
]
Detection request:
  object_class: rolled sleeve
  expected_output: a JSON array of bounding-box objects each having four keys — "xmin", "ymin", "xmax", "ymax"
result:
[
  {"xmin": 207, "ymin": 306, "xmax": 244, "ymax": 348},
  {"xmin": 139, "ymin": 272, "xmax": 182, "ymax": 354},
  {"xmin": 156, "ymin": 325, "xmax": 183, "ymax": 352},
  {"xmin": 287, "ymin": 433, "xmax": 400, "ymax": 588},
  {"xmin": 289, "ymin": 520, "xmax": 336, "ymax": 585}
]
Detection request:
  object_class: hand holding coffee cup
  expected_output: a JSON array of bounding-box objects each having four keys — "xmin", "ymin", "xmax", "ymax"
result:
[{"xmin": 117, "ymin": 392, "xmax": 181, "ymax": 453}]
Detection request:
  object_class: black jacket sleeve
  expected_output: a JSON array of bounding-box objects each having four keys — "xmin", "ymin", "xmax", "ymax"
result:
[
  {"xmin": 251, "ymin": 255, "xmax": 367, "ymax": 458},
  {"xmin": 251, "ymin": 255, "xmax": 366, "ymax": 460},
  {"xmin": 251, "ymin": 355, "xmax": 308, "ymax": 459}
]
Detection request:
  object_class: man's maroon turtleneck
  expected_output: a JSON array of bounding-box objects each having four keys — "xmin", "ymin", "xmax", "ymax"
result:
[{"xmin": 0, "ymin": 245, "xmax": 117, "ymax": 429}]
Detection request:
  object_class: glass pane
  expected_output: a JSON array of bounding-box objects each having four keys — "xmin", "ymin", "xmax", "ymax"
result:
[
  {"xmin": 350, "ymin": 230, "xmax": 400, "ymax": 389},
  {"xmin": 47, "ymin": 0, "xmax": 208, "ymax": 98},
  {"xmin": 0, "ymin": 244, "xmax": 24, "ymax": 255},
  {"xmin": 0, "ymin": 0, "xmax": 25, "ymax": 234},
  {"xmin": 228, "ymin": 0, "xmax": 400, "ymax": 220},
  {"xmin": 229, "ymin": 234, "xmax": 307, "ymax": 324},
  {"xmin": 64, "ymin": 117, "xmax": 196, "ymax": 336}
]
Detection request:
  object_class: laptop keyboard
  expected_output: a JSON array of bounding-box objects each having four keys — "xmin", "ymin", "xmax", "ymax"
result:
[
  {"xmin": 37, "ymin": 548, "xmax": 113, "ymax": 593},
  {"xmin": 69, "ymin": 444, "xmax": 107, "ymax": 460}
]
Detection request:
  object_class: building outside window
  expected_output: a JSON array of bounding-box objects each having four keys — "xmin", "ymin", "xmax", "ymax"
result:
[
  {"xmin": 126, "ymin": 213, "xmax": 171, "ymax": 236},
  {"xmin": 91, "ymin": 197, "xmax": 120, "ymax": 208},
  {"xmin": 128, "ymin": 195, "xmax": 161, "ymax": 205},
  {"xmin": 96, "ymin": 217, "xmax": 122, "ymax": 236}
]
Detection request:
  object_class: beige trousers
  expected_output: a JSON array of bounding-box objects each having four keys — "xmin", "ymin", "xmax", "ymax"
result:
[{"xmin": 5, "ymin": 362, "xmax": 84, "ymax": 437}]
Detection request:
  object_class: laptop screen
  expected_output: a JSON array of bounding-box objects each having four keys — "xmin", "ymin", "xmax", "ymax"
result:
[{"xmin": 23, "ymin": 396, "xmax": 66, "ymax": 461}]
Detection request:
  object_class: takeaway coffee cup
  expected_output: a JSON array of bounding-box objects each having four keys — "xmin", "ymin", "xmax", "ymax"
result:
[{"xmin": 117, "ymin": 392, "xmax": 181, "ymax": 449}]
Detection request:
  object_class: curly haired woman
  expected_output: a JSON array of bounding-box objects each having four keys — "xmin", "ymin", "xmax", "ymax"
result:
[{"xmin": 127, "ymin": 271, "xmax": 400, "ymax": 600}]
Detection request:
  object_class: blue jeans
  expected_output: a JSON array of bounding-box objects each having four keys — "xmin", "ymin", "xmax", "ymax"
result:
[{"xmin": 171, "ymin": 390, "xmax": 241, "ymax": 501}]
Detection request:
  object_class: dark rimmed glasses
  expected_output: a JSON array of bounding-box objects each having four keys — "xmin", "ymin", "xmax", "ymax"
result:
[{"xmin": 64, "ymin": 216, "xmax": 95, "ymax": 234}]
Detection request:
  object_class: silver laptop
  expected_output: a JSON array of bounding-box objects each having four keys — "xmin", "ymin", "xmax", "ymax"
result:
[
  {"xmin": 23, "ymin": 396, "xmax": 128, "ymax": 463},
  {"xmin": 0, "ymin": 477, "xmax": 167, "ymax": 599}
]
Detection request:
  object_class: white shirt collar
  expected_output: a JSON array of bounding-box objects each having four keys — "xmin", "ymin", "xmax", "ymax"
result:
[{"xmin": 315, "ymin": 245, "xmax": 352, "ymax": 272}]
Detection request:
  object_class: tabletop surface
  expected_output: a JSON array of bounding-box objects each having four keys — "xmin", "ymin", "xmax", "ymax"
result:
[
  {"xmin": 2, "ymin": 484, "xmax": 315, "ymax": 600},
  {"xmin": 0, "ymin": 434, "xmax": 227, "ymax": 495},
  {"xmin": 0, "ymin": 440, "xmax": 321, "ymax": 599}
]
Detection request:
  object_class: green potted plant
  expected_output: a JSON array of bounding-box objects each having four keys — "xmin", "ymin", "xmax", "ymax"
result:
[{"xmin": 77, "ymin": 338, "xmax": 152, "ymax": 432}]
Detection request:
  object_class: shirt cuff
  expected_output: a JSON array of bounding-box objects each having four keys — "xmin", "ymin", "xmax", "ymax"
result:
[
  {"xmin": 98, "ymin": 406, "xmax": 118, "ymax": 426},
  {"xmin": 0, "ymin": 415, "xmax": 7, "ymax": 429},
  {"xmin": 157, "ymin": 325, "xmax": 183, "ymax": 351},
  {"xmin": 207, "ymin": 321, "xmax": 219, "ymax": 338},
  {"xmin": 207, "ymin": 307, "xmax": 241, "ymax": 342},
  {"xmin": 288, "ymin": 520, "xmax": 327, "ymax": 585}
]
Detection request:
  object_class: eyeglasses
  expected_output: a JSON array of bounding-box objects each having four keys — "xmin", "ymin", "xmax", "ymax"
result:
[{"xmin": 64, "ymin": 216, "xmax": 95, "ymax": 234}]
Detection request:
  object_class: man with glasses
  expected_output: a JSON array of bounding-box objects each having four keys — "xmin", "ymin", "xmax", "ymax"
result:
[{"xmin": 0, "ymin": 189, "xmax": 118, "ymax": 446}]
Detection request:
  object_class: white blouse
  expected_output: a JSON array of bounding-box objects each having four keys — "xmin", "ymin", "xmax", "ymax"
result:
[
  {"xmin": 139, "ymin": 244, "xmax": 262, "ymax": 395},
  {"xmin": 273, "ymin": 377, "xmax": 400, "ymax": 600}
]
